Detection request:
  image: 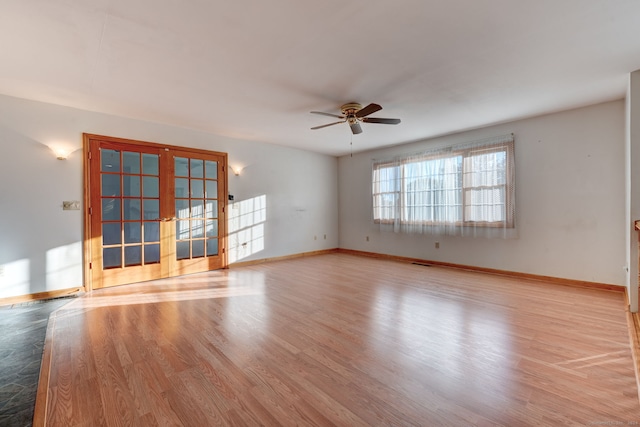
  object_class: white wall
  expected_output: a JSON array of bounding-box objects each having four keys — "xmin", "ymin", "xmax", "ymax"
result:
[
  {"xmin": 339, "ymin": 100, "xmax": 626, "ymax": 286},
  {"xmin": 627, "ymin": 71, "xmax": 640, "ymax": 311},
  {"xmin": 0, "ymin": 94, "xmax": 338, "ymax": 299}
]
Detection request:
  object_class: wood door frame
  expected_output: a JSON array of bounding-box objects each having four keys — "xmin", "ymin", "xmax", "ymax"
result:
[{"xmin": 83, "ymin": 133, "xmax": 229, "ymax": 292}]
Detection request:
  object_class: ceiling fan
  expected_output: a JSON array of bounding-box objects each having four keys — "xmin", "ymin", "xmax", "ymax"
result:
[{"xmin": 310, "ymin": 102, "xmax": 401, "ymax": 134}]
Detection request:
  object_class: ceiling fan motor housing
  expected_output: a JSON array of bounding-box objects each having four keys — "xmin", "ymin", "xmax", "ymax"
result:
[{"xmin": 340, "ymin": 103, "xmax": 363, "ymax": 116}]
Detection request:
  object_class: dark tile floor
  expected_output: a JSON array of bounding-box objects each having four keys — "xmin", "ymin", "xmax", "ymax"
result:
[{"xmin": 0, "ymin": 298, "xmax": 73, "ymax": 427}]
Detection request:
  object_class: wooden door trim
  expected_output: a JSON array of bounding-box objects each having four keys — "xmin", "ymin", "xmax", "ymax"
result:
[
  {"xmin": 83, "ymin": 133, "xmax": 228, "ymax": 157},
  {"xmin": 83, "ymin": 134, "xmax": 92, "ymax": 291},
  {"xmin": 83, "ymin": 133, "xmax": 229, "ymax": 291}
]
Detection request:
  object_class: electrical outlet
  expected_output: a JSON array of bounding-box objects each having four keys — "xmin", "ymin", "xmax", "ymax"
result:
[
  {"xmin": 324, "ymin": 234, "xmax": 326, "ymax": 240},
  {"xmin": 366, "ymin": 236, "xmax": 370, "ymax": 242},
  {"xmin": 62, "ymin": 201, "xmax": 81, "ymax": 210},
  {"xmin": 314, "ymin": 235, "xmax": 317, "ymax": 240},
  {"xmin": 435, "ymin": 242, "xmax": 440, "ymax": 249}
]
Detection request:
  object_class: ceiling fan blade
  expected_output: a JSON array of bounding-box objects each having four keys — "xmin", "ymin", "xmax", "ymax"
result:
[
  {"xmin": 350, "ymin": 122, "xmax": 363, "ymax": 134},
  {"xmin": 355, "ymin": 103, "xmax": 382, "ymax": 118},
  {"xmin": 362, "ymin": 117, "xmax": 401, "ymax": 125},
  {"xmin": 310, "ymin": 111, "xmax": 345, "ymax": 119},
  {"xmin": 311, "ymin": 120, "xmax": 345, "ymax": 130}
]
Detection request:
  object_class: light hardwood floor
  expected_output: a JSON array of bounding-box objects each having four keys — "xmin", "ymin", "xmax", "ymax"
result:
[{"xmin": 36, "ymin": 253, "xmax": 640, "ymax": 426}]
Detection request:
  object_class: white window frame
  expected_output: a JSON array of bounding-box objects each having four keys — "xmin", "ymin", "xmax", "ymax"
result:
[{"xmin": 372, "ymin": 138, "xmax": 515, "ymax": 230}]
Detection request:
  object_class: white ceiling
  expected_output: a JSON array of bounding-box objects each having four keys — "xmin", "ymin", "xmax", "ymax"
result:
[{"xmin": 1, "ymin": 0, "xmax": 640, "ymax": 156}]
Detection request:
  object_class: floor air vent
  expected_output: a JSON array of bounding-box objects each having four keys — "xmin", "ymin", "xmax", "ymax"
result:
[{"xmin": 412, "ymin": 262, "xmax": 432, "ymax": 267}]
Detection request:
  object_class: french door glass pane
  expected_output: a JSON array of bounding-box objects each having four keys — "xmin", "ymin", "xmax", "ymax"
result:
[
  {"xmin": 103, "ymin": 223, "xmax": 121, "ymax": 245},
  {"xmin": 206, "ymin": 180, "xmax": 217, "ymax": 198},
  {"xmin": 192, "ymin": 240, "xmax": 205, "ymax": 258},
  {"xmin": 176, "ymin": 220, "xmax": 189, "ymax": 240},
  {"xmin": 124, "ymin": 246, "xmax": 142, "ymax": 266},
  {"xmin": 176, "ymin": 199, "xmax": 189, "ymax": 218},
  {"xmin": 206, "ymin": 200, "xmax": 217, "ymax": 218},
  {"xmin": 206, "ymin": 220, "xmax": 218, "ymax": 237},
  {"xmin": 190, "ymin": 159, "xmax": 204, "ymax": 178},
  {"xmin": 124, "ymin": 222, "xmax": 141, "ymax": 244},
  {"xmin": 205, "ymin": 161, "xmax": 217, "ymax": 179},
  {"xmin": 144, "ymin": 222, "xmax": 159, "ymax": 242},
  {"xmin": 123, "ymin": 176, "xmax": 140, "ymax": 197},
  {"xmin": 143, "ymin": 199, "xmax": 159, "ymax": 220},
  {"xmin": 123, "ymin": 199, "xmax": 141, "ymax": 220},
  {"xmin": 142, "ymin": 153, "xmax": 159, "ymax": 175},
  {"xmin": 191, "ymin": 200, "xmax": 204, "ymax": 218},
  {"xmin": 175, "ymin": 157, "xmax": 189, "ymax": 177},
  {"xmin": 143, "ymin": 176, "xmax": 159, "ymax": 197},
  {"xmin": 192, "ymin": 220, "xmax": 205, "ymax": 238},
  {"xmin": 123, "ymin": 152, "xmax": 140, "ymax": 173},
  {"xmin": 102, "ymin": 175, "xmax": 120, "ymax": 197},
  {"xmin": 101, "ymin": 149, "xmax": 120, "ymax": 172},
  {"xmin": 175, "ymin": 178, "xmax": 189, "ymax": 198},
  {"xmin": 191, "ymin": 180, "xmax": 204, "ymax": 198},
  {"xmin": 102, "ymin": 199, "xmax": 121, "ymax": 221},
  {"xmin": 176, "ymin": 241, "xmax": 190, "ymax": 260},
  {"xmin": 103, "ymin": 247, "xmax": 121, "ymax": 268},
  {"xmin": 206, "ymin": 239, "xmax": 218, "ymax": 256},
  {"xmin": 144, "ymin": 244, "xmax": 160, "ymax": 264}
]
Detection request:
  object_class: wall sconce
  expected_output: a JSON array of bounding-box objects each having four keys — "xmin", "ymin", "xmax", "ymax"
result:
[
  {"xmin": 231, "ymin": 166, "xmax": 244, "ymax": 176},
  {"xmin": 50, "ymin": 146, "xmax": 73, "ymax": 160}
]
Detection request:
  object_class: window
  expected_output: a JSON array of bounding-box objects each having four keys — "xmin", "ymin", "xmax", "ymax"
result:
[{"xmin": 372, "ymin": 135, "xmax": 515, "ymax": 236}]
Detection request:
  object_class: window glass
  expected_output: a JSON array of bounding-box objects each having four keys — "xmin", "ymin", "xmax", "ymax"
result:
[
  {"xmin": 101, "ymin": 149, "xmax": 120, "ymax": 172},
  {"xmin": 206, "ymin": 238, "xmax": 219, "ymax": 256},
  {"xmin": 144, "ymin": 244, "xmax": 160, "ymax": 264},
  {"xmin": 144, "ymin": 222, "xmax": 160, "ymax": 243},
  {"xmin": 124, "ymin": 222, "xmax": 142, "ymax": 244},
  {"xmin": 102, "ymin": 174, "xmax": 121, "ymax": 197},
  {"xmin": 125, "ymin": 246, "xmax": 142, "ymax": 266},
  {"xmin": 124, "ymin": 199, "xmax": 141, "ymax": 220},
  {"xmin": 103, "ymin": 247, "xmax": 121, "ymax": 268},
  {"xmin": 143, "ymin": 199, "xmax": 159, "ymax": 220},
  {"xmin": 142, "ymin": 153, "xmax": 159, "ymax": 175},
  {"xmin": 123, "ymin": 175, "xmax": 140, "ymax": 197},
  {"xmin": 191, "ymin": 179, "xmax": 204, "ymax": 198},
  {"xmin": 206, "ymin": 180, "xmax": 218, "ymax": 199},
  {"xmin": 175, "ymin": 178, "xmax": 189, "ymax": 198},
  {"xmin": 205, "ymin": 161, "xmax": 217, "ymax": 179},
  {"xmin": 102, "ymin": 223, "xmax": 121, "ymax": 245},
  {"xmin": 191, "ymin": 159, "xmax": 204, "ymax": 178},
  {"xmin": 123, "ymin": 152, "xmax": 140, "ymax": 174},
  {"xmin": 373, "ymin": 139, "xmax": 514, "ymax": 230},
  {"xmin": 143, "ymin": 176, "xmax": 159, "ymax": 198},
  {"xmin": 175, "ymin": 157, "xmax": 189, "ymax": 177},
  {"xmin": 102, "ymin": 199, "xmax": 121, "ymax": 221}
]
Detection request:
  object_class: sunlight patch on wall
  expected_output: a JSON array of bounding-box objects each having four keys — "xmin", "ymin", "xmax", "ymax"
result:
[
  {"xmin": 0, "ymin": 258, "xmax": 30, "ymax": 299},
  {"xmin": 46, "ymin": 242, "xmax": 83, "ymax": 290},
  {"xmin": 228, "ymin": 195, "xmax": 266, "ymax": 263}
]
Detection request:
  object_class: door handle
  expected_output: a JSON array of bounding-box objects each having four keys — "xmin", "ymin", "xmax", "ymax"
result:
[{"xmin": 161, "ymin": 217, "xmax": 177, "ymax": 222}]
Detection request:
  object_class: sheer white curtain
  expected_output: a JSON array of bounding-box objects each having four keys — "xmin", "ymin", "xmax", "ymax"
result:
[{"xmin": 372, "ymin": 134, "xmax": 516, "ymax": 238}]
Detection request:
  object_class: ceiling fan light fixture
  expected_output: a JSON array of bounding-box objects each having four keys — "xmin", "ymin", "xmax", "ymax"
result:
[{"xmin": 310, "ymin": 102, "xmax": 400, "ymax": 135}]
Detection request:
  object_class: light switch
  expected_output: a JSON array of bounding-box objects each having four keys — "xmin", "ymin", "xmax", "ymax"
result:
[{"xmin": 62, "ymin": 201, "xmax": 81, "ymax": 210}]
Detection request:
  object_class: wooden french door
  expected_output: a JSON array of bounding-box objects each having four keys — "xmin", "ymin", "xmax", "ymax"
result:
[{"xmin": 84, "ymin": 134, "xmax": 227, "ymax": 289}]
